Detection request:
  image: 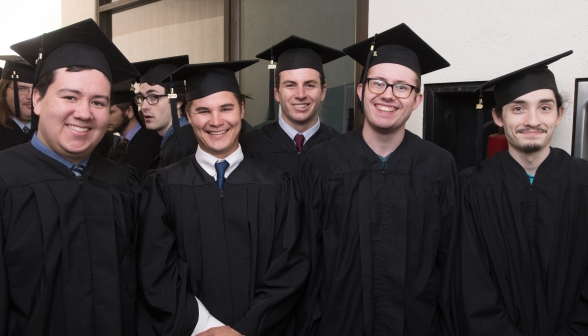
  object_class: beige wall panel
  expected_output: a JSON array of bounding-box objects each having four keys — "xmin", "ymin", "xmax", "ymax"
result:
[
  {"xmin": 112, "ymin": 0, "xmax": 224, "ymax": 63},
  {"xmin": 61, "ymin": 0, "xmax": 97, "ymax": 26},
  {"xmin": 370, "ymin": 0, "xmax": 588, "ymax": 152}
]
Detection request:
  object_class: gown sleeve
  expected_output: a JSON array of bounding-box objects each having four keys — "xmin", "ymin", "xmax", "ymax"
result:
[
  {"xmin": 136, "ymin": 169, "xmax": 199, "ymax": 336},
  {"xmin": 294, "ymin": 146, "xmax": 330, "ymax": 335},
  {"xmin": 556, "ymin": 266, "xmax": 588, "ymax": 336},
  {"xmin": 455, "ymin": 169, "xmax": 524, "ymax": 336},
  {"xmin": 0, "ymin": 178, "xmax": 8, "ymax": 335},
  {"xmin": 232, "ymin": 172, "xmax": 310, "ymax": 336},
  {"xmin": 435, "ymin": 154, "xmax": 460, "ymax": 336}
]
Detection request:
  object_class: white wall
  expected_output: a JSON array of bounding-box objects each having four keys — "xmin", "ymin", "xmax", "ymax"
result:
[
  {"xmin": 369, "ymin": 0, "xmax": 588, "ymax": 152},
  {"xmin": 61, "ymin": 0, "xmax": 96, "ymax": 26},
  {"xmin": 0, "ymin": 0, "xmax": 61, "ymax": 56}
]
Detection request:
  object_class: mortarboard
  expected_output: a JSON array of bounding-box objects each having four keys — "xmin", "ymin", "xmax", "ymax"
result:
[
  {"xmin": 163, "ymin": 60, "xmax": 259, "ymax": 102},
  {"xmin": 133, "ymin": 55, "xmax": 189, "ymax": 91},
  {"xmin": 342, "ymin": 23, "xmax": 449, "ymax": 113},
  {"xmin": 472, "ymin": 50, "xmax": 573, "ymax": 166},
  {"xmin": 111, "ymin": 79, "xmax": 136, "ymax": 106},
  {"xmin": 0, "ymin": 55, "xmax": 35, "ymax": 118},
  {"xmin": 256, "ymin": 36, "xmax": 345, "ymax": 120},
  {"xmin": 10, "ymin": 18, "xmax": 139, "ymax": 131}
]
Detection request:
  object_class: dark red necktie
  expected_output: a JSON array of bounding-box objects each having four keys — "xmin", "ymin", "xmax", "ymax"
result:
[{"xmin": 294, "ymin": 133, "xmax": 305, "ymax": 153}]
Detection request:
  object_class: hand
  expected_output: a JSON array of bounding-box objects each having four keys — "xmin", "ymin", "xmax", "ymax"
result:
[{"xmin": 196, "ymin": 326, "xmax": 241, "ymax": 336}]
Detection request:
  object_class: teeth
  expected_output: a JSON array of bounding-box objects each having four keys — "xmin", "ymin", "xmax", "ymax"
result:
[
  {"xmin": 67, "ymin": 125, "xmax": 89, "ymax": 132},
  {"xmin": 376, "ymin": 105, "xmax": 396, "ymax": 112},
  {"xmin": 209, "ymin": 130, "xmax": 227, "ymax": 135},
  {"xmin": 293, "ymin": 104, "xmax": 309, "ymax": 108}
]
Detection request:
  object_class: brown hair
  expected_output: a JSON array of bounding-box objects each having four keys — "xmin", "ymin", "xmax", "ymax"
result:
[
  {"xmin": 0, "ymin": 79, "xmax": 13, "ymax": 128},
  {"xmin": 35, "ymin": 66, "xmax": 109, "ymax": 99},
  {"xmin": 185, "ymin": 92, "xmax": 246, "ymax": 115}
]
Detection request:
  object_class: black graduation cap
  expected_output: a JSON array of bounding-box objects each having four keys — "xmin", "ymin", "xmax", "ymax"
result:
[
  {"xmin": 475, "ymin": 50, "xmax": 572, "ymax": 110},
  {"xmin": 256, "ymin": 36, "xmax": 345, "ymax": 120},
  {"xmin": 163, "ymin": 60, "xmax": 259, "ymax": 102},
  {"xmin": 0, "ymin": 55, "xmax": 35, "ymax": 83},
  {"xmin": 471, "ymin": 50, "xmax": 573, "ymax": 167},
  {"xmin": 0, "ymin": 55, "xmax": 35, "ymax": 119},
  {"xmin": 10, "ymin": 19, "xmax": 139, "ymax": 132},
  {"xmin": 111, "ymin": 79, "xmax": 136, "ymax": 106},
  {"xmin": 133, "ymin": 55, "xmax": 189, "ymax": 90},
  {"xmin": 11, "ymin": 18, "xmax": 139, "ymax": 85},
  {"xmin": 343, "ymin": 23, "xmax": 449, "ymax": 76}
]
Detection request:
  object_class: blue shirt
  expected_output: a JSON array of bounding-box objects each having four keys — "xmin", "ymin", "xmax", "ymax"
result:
[
  {"xmin": 161, "ymin": 117, "xmax": 189, "ymax": 148},
  {"xmin": 31, "ymin": 133, "xmax": 90, "ymax": 170},
  {"xmin": 123, "ymin": 123, "xmax": 141, "ymax": 142},
  {"xmin": 10, "ymin": 117, "xmax": 31, "ymax": 131}
]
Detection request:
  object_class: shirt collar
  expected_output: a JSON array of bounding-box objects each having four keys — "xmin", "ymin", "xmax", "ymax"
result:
[
  {"xmin": 195, "ymin": 144, "xmax": 244, "ymax": 181},
  {"xmin": 122, "ymin": 122, "xmax": 141, "ymax": 141},
  {"xmin": 10, "ymin": 117, "xmax": 31, "ymax": 131},
  {"xmin": 161, "ymin": 116, "xmax": 190, "ymax": 147},
  {"xmin": 278, "ymin": 114, "xmax": 321, "ymax": 145},
  {"xmin": 31, "ymin": 132, "xmax": 90, "ymax": 170}
]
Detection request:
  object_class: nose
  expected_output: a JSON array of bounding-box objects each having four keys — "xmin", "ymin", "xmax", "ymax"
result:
[
  {"xmin": 525, "ymin": 109, "xmax": 541, "ymax": 127},
  {"xmin": 209, "ymin": 111, "xmax": 224, "ymax": 127},
  {"xmin": 73, "ymin": 101, "xmax": 92, "ymax": 120},
  {"xmin": 295, "ymin": 85, "xmax": 306, "ymax": 99},
  {"xmin": 379, "ymin": 85, "xmax": 396, "ymax": 100}
]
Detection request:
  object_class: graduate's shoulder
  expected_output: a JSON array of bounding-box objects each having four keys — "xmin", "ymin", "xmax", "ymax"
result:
[
  {"xmin": 87, "ymin": 153, "xmax": 140, "ymax": 188},
  {"xmin": 549, "ymin": 147, "xmax": 588, "ymax": 183},
  {"xmin": 236, "ymin": 157, "xmax": 293, "ymax": 186},
  {"xmin": 241, "ymin": 122, "xmax": 277, "ymax": 151},
  {"xmin": 317, "ymin": 122, "xmax": 340, "ymax": 139}
]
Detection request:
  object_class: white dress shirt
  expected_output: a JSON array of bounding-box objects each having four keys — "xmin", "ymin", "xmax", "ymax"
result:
[
  {"xmin": 191, "ymin": 144, "xmax": 245, "ymax": 335},
  {"xmin": 278, "ymin": 114, "xmax": 321, "ymax": 145}
]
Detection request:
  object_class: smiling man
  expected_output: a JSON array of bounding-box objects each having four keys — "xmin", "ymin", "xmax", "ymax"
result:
[
  {"xmin": 137, "ymin": 60, "xmax": 308, "ymax": 336},
  {"xmin": 456, "ymin": 51, "xmax": 588, "ymax": 336},
  {"xmin": 298, "ymin": 24, "xmax": 458, "ymax": 335},
  {"xmin": 0, "ymin": 19, "xmax": 141, "ymax": 335},
  {"xmin": 242, "ymin": 36, "xmax": 344, "ymax": 178},
  {"xmin": 0, "ymin": 56, "xmax": 35, "ymax": 151}
]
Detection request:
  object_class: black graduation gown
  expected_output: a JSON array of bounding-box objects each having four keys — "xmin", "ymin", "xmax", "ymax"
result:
[
  {"xmin": 93, "ymin": 131, "xmax": 116, "ymax": 157},
  {"xmin": 137, "ymin": 156, "xmax": 308, "ymax": 336},
  {"xmin": 241, "ymin": 121, "xmax": 339, "ymax": 179},
  {"xmin": 107, "ymin": 126, "xmax": 162, "ymax": 178},
  {"xmin": 150, "ymin": 124, "xmax": 198, "ymax": 169},
  {"xmin": 0, "ymin": 119, "xmax": 32, "ymax": 151},
  {"xmin": 456, "ymin": 149, "xmax": 588, "ymax": 336},
  {"xmin": 299, "ymin": 127, "xmax": 458, "ymax": 336},
  {"xmin": 0, "ymin": 143, "xmax": 141, "ymax": 336}
]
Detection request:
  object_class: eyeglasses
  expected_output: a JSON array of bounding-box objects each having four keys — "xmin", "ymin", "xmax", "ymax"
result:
[
  {"xmin": 365, "ymin": 78, "xmax": 417, "ymax": 98},
  {"xmin": 134, "ymin": 94, "xmax": 167, "ymax": 105},
  {"xmin": 8, "ymin": 86, "xmax": 32, "ymax": 95}
]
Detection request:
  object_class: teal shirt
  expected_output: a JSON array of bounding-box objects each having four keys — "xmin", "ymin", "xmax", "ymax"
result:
[
  {"xmin": 527, "ymin": 173, "xmax": 534, "ymax": 185},
  {"xmin": 377, "ymin": 153, "xmax": 392, "ymax": 166}
]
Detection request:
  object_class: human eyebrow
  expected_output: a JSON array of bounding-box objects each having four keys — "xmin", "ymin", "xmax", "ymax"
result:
[
  {"xmin": 539, "ymin": 98, "xmax": 556, "ymax": 104},
  {"xmin": 93, "ymin": 95, "xmax": 110, "ymax": 103},
  {"xmin": 195, "ymin": 106, "xmax": 210, "ymax": 112},
  {"xmin": 57, "ymin": 88, "xmax": 82, "ymax": 95},
  {"xmin": 511, "ymin": 99, "xmax": 528, "ymax": 105},
  {"xmin": 220, "ymin": 103, "xmax": 235, "ymax": 109},
  {"xmin": 146, "ymin": 89, "xmax": 162, "ymax": 95}
]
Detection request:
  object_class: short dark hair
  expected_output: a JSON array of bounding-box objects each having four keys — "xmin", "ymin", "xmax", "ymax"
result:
[
  {"xmin": 185, "ymin": 92, "xmax": 246, "ymax": 115},
  {"xmin": 275, "ymin": 71, "xmax": 326, "ymax": 89},
  {"xmin": 0, "ymin": 79, "xmax": 13, "ymax": 128},
  {"xmin": 35, "ymin": 66, "xmax": 111, "ymax": 99},
  {"xmin": 494, "ymin": 90, "xmax": 564, "ymax": 118}
]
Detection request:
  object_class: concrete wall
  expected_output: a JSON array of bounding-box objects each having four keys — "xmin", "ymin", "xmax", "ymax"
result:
[
  {"xmin": 369, "ymin": 0, "xmax": 588, "ymax": 152},
  {"xmin": 61, "ymin": 0, "xmax": 96, "ymax": 26}
]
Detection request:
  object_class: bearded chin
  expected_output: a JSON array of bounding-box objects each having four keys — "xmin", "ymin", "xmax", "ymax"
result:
[{"xmin": 522, "ymin": 143, "xmax": 542, "ymax": 153}]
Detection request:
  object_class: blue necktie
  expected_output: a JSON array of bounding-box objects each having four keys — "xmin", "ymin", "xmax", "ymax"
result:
[
  {"xmin": 71, "ymin": 164, "xmax": 85, "ymax": 177},
  {"xmin": 215, "ymin": 161, "xmax": 229, "ymax": 190}
]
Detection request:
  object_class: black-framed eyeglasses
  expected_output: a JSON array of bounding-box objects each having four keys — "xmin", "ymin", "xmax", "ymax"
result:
[
  {"xmin": 366, "ymin": 78, "xmax": 417, "ymax": 98},
  {"xmin": 134, "ymin": 94, "xmax": 167, "ymax": 105},
  {"xmin": 8, "ymin": 85, "xmax": 32, "ymax": 94}
]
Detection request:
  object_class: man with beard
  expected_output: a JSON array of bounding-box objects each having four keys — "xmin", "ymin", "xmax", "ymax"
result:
[
  {"xmin": 0, "ymin": 19, "xmax": 141, "ymax": 335},
  {"xmin": 242, "ymin": 36, "xmax": 343, "ymax": 178},
  {"xmin": 0, "ymin": 56, "xmax": 35, "ymax": 151},
  {"xmin": 456, "ymin": 51, "xmax": 588, "ymax": 336},
  {"xmin": 107, "ymin": 79, "xmax": 161, "ymax": 178},
  {"xmin": 298, "ymin": 24, "xmax": 458, "ymax": 335},
  {"xmin": 133, "ymin": 56, "xmax": 198, "ymax": 168},
  {"xmin": 137, "ymin": 60, "xmax": 308, "ymax": 336}
]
